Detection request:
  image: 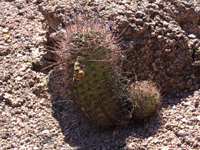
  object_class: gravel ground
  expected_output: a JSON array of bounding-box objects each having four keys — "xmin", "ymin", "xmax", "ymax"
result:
[{"xmin": 0, "ymin": 0, "xmax": 200, "ymax": 150}]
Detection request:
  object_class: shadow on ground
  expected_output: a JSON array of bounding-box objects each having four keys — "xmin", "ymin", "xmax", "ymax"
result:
[{"xmin": 46, "ymin": 68, "xmax": 199, "ymax": 150}]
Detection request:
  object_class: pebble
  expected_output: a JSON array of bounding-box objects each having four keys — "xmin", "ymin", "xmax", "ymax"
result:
[
  {"xmin": 197, "ymin": 116, "xmax": 200, "ymax": 121},
  {"xmin": 188, "ymin": 34, "xmax": 196, "ymax": 39},
  {"xmin": 2, "ymin": 27, "xmax": 9, "ymax": 33},
  {"xmin": 182, "ymin": 102, "xmax": 191, "ymax": 107},
  {"xmin": 11, "ymin": 98, "xmax": 24, "ymax": 107},
  {"xmin": 3, "ymin": 93, "xmax": 12, "ymax": 101},
  {"xmin": 177, "ymin": 130, "xmax": 188, "ymax": 137},
  {"xmin": 19, "ymin": 65, "xmax": 28, "ymax": 72},
  {"xmin": 31, "ymin": 48, "xmax": 40, "ymax": 58},
  {"xmin": 0, "ymin": 47, "xmax": 10, "ymax": 56},
  {"xmin": 159, "ymin": 146, "xmax": 170, "ymax": 150},
  {"xmin": 17, "ymin": 54, "xmax": 23, "ymax": 57},
  {"xmin": 35, "ymin": 36, "xmax": 47, "ymax": 44},
  {"xmin": 163, "ymin": 21, "xmax": 169, "ymax": 27},
  {"xmin": 15, "ymin": 76, "xmax": 23, "ymax": 81}
]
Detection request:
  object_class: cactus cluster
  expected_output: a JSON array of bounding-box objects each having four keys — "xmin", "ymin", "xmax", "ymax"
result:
[{"xmin": 49, "ymin": 10, "xmax": 161, "ymax": 127}]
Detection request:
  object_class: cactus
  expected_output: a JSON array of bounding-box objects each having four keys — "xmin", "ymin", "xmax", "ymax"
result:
[
  {"xmin": 129, "ymin": 81, "xmax": 161, "ymax": 120},
  {"xmin": 48, "ymin": 5, "xmax": 162, "ymax": 127},
  {"xmin": 49, "ymin": 13, "xmax": 133, "ymax": 127},
  {"xmin": 70, "ymin": 25, "xmax": 132, "ymax": 127}
]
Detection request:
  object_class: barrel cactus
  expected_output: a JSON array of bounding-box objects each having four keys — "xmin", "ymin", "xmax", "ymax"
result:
[
  {"xmin": 129, "ymin": 81, "xmax": 161, "ymax": 120},
  {"xmin": 50, "ymin": 13, "xmax": 133, "ymax": 127}
]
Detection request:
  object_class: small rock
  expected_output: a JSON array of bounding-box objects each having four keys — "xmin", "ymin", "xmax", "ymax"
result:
[
  {"xmin": 147, "ymin": 137, "xmax": 153, "ymax": 143},
  {"xmin": 1, "ymin": 131, "xmax": 10, "ymax": 139},
  {"xmin": 28, "ymin": 80, "xmax": 35, "ymax": 87},
  {"xmin": 25, "ymin": 137, "xmax": 31, "ymax": 143},
  {"xmin": 2, "ymin": 27, "xmax": 9, "ymax": 33},
  {"xmin": 182, "ymin": 101, "xmax": 191, "ymax": 107},
  {"xmin": 27, "ymin": 111, "xmax": 36, "ymax": 117},
  {"xmin": 36, "ymin": 36, "xmax": 47, "ymax": 44},
  {"xmin": 157, "ymin": 35, "xmax": 163, "ymax": 41},
  {"xmin": 11, "ymin": 98, "xmax": 24, "ymax": 107},
  {"xmin": 152, "ymin": 138, "xmax": 159, "ymax": 144},
  {"xmin": 19, "ymin": 66, "xmax": 28, "ymax": 72},
  {"xmin": 159, "ymin": 146, "xmax": 169, "ymax": 150},
  {"xmin": 135, "ymin": 11, "xmax": 145, "ymax": 18},
  {"xmin": 31, "ymin": 48, "xmax": 40, "ymax": 58},
  {"xmin": 151, "ymin": 32, "xmax": 156, "ymax": 36},
  {"xmin": 17, "ymin": 53, "xmax": 23, "ymax": 57},
  {"xmin": 188, "ymin": 34, "xmax": 196, "ymax": 39},
  {"xmin": 165, "ymin": 123, "xmax": 173, "ymax": 130},
  {"xmin": 141, "ymin": 142, "xmax": 148, "ymax": 146},
  {"xmin": 126, "ymin": 10, "xmax": 133, "ymax": 16},
  {"xmin": 181, "ymin": 118, "xmax": 191, "ymax": 125},
  {"xmin": 16, "ymin": 76, "xmax": 23, "ymax": 82},
  {"xmin": 197, "ymin": 116, "xmax": 200, "ymax": 121},
  {"xmin": 3, "ymin": 93, "xmax": 12, "ymax": 104},
  {"xmin": 127, "ymin": 142, "xmax": 136, "ymax": 149},
  {"xmin": 15, "ymin": 33, "xmax": 21, "ymax": 38},
  {"xmin": 0, "ymin": 47, "xmax": 10, "ymax": 56},
  {"xmin": 189, "ymin": 107, "xmax": 196, "ymax": 112},
  {"xmin": 165, "ymin": 49, "xmax": 171, "ymax": 53},
  {"xmin": 177, "ymin": 130, "xmax": 188, "ymax": 137},
  {"xmin": 163, "ymin": 21, "xmax": 169, "ymax": 27}
]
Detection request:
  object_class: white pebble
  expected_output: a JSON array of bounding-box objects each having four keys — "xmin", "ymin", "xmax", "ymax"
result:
[
  {"xmin": 188, "ymin": 34, "xmax": 196, "ymax": 39},
  {"xmin": 2, "ymin": 27, "xmax": 9, "ymax": 33}
]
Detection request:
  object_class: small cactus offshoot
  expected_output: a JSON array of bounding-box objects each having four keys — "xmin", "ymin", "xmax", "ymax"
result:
[{"xmin": 129, "ymin": 80, "xmax": 161, "ymax": 120}]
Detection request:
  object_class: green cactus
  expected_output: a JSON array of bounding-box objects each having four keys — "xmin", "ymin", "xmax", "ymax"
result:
[
  {"xmin": 129, "ymin": 81, "xmax": 161, "ymax": 120},
  {"xmin": 59, "ymin": 19, "xmax": 132, "ymax": 127},
  {"xmin": 72, "ymin": 60, "xmax": 118, "ymax": 127},
  {"xmin": 47, "ymin": 8, "xmax": 135, "ymax": 127}
]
